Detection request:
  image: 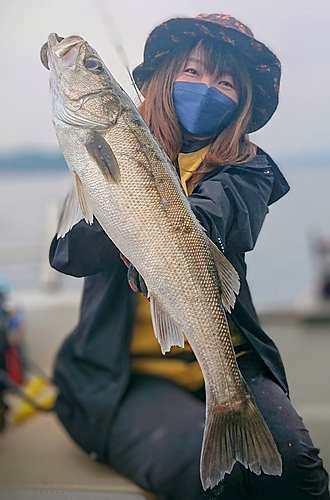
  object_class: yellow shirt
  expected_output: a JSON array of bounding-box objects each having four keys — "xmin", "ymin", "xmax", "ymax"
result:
[
  {"xmin": 130, "ymin": 146, "xmax": 248, "ymax": 391},
  {"xmin": 178, "ymin": 145, "xmax": 210, "ymax": 195}
]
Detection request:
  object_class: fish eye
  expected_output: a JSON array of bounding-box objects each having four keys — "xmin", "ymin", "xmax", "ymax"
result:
[{"xmin": 85, "ymin": 58, "xmax": 103, "ymax": 73}]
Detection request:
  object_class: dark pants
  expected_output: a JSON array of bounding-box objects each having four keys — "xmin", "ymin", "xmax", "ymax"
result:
[{"xmin": 105, "ymin": 353, "xmax": 329, "ymax": 500}]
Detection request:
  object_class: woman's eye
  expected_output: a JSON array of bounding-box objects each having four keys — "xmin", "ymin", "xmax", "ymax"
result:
[
  {"xmin": 85, "ymin": 58, "xmax": 103, "ymax": 73},
  {"xmin": 184, "ymin": 68, "xmax": 198, "ymax": 75},
  {"xmin": 218, "ymin": 80, "xmax": 234, "ymax": 88}
]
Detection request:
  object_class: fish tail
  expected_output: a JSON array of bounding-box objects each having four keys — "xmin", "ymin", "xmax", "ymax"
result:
[{"xmin": 200, "ymin": 389, "xmax": 282, "ymax": 490}]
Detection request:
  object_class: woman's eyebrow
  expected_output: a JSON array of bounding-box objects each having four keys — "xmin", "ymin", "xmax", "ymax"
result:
[
  {"xmin": 184, "ymin": 58, "xmax": 234, "ymax": 80},
  {"xmin": 184, "ymin": 57, "xmax": 203, "ymax": 65}
]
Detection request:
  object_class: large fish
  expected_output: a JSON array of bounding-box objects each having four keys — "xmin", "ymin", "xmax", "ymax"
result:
[{"xmin": 40, "ymin": 34, "xmax": 282, "ymax": 489}]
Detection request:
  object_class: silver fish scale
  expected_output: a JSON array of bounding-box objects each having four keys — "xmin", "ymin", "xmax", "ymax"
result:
[
  {"xmin": 54, "ymin": 80, "xmax": 245, "ymax": 411},
  {"xmin": 93, "ymin": 109, "xmax": 246, "ymax": 407},
  {"xmin": 49, "ymin": 34, "xmax": 246, "ymax": 410}
]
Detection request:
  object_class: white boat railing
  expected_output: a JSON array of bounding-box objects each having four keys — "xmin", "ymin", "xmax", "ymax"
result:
[{"xmin": 0, "ymin": 200, "xmax": 63, "ymax": 291}]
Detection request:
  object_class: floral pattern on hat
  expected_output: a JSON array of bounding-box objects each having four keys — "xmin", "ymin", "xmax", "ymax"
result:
[{"xmin": 256, "ymin": 64, "xmax": 271, "ymax": 73}]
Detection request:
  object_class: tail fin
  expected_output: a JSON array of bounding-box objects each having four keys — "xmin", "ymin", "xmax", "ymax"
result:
[{"xmin": 200, "ymin": 389, "xmax": 282, "ymax": 490}]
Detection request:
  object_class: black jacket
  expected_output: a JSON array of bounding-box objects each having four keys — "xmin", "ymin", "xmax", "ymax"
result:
[{"xmin": 50, "ymin": 148, "xmax": 290, "ymax": 461}]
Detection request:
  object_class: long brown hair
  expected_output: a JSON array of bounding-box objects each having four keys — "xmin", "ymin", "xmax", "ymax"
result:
[{"xmin": 138, "ymin": 38, "xmax": 256, "ymax": 179}]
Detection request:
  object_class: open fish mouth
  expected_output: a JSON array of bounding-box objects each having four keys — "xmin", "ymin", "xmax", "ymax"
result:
[
  {"xmin": 40, "ymin": 34, "xmax": 62, "ymax": 70},
  {"xmin": 40, "ymin": 34, "xmax": 84, "ymax": 70}
]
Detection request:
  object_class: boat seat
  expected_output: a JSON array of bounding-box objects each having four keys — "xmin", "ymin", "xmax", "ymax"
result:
[{"xmin": 0, "ymin": 409, "xmax": 156, "ymax": 500}]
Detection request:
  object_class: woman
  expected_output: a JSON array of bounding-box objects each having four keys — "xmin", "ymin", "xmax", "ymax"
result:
[{"xmin": 50, "ymin": 14, "xmax": 330, "ymax": 500}]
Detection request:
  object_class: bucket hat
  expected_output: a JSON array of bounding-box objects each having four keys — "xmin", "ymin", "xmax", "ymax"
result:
[{"xmin": 133, "ymin": 14, "xmax": 281, "ymax": 132}]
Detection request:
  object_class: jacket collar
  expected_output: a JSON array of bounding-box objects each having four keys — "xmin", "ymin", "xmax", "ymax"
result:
[{"xmin": 191, "ymin": 146, "xmax": 290, "ymax": 206}]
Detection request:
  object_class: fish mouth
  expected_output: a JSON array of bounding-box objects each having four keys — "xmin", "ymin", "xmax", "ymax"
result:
[{"xmin": 40, "ymin": 33, "xmax": 85, "ymax": 70}]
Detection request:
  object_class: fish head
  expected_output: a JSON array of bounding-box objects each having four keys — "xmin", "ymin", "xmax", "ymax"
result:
[{"xmin": 40, "ymin": 34, "xmax": 123, "ymax": 130}]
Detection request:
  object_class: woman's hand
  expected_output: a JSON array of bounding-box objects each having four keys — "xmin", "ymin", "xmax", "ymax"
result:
[{"xmin": 120, "ymin": 254, "xmax": 149, "ymax": 298}]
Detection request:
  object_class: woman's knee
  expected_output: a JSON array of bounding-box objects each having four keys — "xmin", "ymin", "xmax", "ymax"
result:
[
  {"xmin": 280, "ymin": 439, "xmax": 329, "ymax": 500},
  {"xmin": 244, "ymin": 371, "xmax": 329, "ymax": 499}
]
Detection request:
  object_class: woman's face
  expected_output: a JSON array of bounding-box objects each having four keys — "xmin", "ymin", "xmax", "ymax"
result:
[{"xmin": 175, "ymin": 48, "xmax": 239, "ymax": 104}]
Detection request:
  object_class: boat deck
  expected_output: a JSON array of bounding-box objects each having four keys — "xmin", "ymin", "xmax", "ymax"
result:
[{"xmin": 0, "ymin": 406, "xmax": 156, "ymax": 500}]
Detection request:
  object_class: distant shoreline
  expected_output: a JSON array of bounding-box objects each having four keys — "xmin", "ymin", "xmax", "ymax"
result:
[
  {"xmin": 0, "ymin": 152, "xmax": 68, "ymax": 173},
  {"xmin": 0, "ymin": 150, "xmax": 328, "ymax": 173}
]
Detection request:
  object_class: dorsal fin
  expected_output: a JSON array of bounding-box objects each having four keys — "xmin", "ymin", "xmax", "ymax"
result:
[{"xmin": 207, "ymin": 237, "xmax": 240, "ymax": 312}]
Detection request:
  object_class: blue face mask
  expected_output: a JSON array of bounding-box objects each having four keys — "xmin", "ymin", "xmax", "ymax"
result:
[{"xmin": 173, "ymin": 81, "xmax": 238, "ymax": 138}]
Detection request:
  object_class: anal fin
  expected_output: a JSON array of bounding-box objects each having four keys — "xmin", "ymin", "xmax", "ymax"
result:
[{"xmin": 149, "ymin": 295, "xmax": 185, "ymax": 354}]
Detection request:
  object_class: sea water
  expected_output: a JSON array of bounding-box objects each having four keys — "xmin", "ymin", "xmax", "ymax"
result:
[{"xmin": 0, "ymin": 166, "xmax": 330, "ymax": 308}]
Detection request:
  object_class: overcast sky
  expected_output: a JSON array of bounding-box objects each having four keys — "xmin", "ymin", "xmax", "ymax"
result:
[{"xmin": 0, "ymin": 0, "xmax": 329, "ymax": 161}]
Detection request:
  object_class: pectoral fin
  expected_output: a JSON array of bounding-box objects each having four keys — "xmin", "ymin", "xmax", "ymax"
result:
[
  {"xmin": 57, "ymin": 172, "xmax": 94, "ymax": 238},
  {"xmin": 85, "ymin": 131, "xmax": 120, "ymax": 183},
  {"xmin": 207, "ymin": 237, "xmax": 240, "ymax": 312},
  {"xmin": 149, "ymin": 295, "xmax": 185, "ymax": 354}
]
